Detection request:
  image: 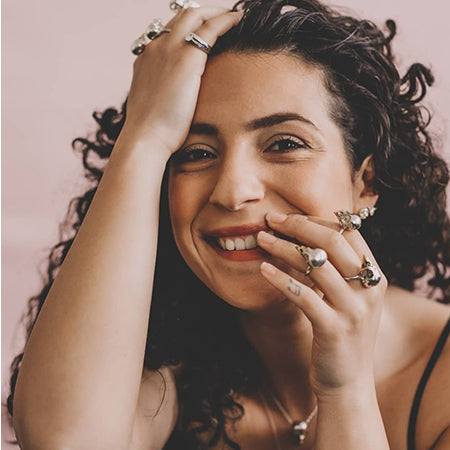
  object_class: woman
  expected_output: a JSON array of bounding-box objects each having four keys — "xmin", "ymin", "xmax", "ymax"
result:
[{"xmin": 6, "ymin": 0, "xmax": 450, "ymax": 448}]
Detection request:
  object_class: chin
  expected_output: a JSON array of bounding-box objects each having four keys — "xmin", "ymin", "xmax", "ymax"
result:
[{"xmin": 205, "ymin": 279, "xmax": 288, "ymax": 312}]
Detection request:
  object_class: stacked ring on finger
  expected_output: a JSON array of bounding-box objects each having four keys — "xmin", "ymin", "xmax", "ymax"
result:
[
  {"xmin": 185, "ymin": 32, "xmax": 212, "ymax": 54},
  {"xmin": 344, "ymin": 256, "xmax": 381, "ymax": 288},
  {"xmin": 334, "ymin": 207, "xmax": 377, "ymax": 234},
  {"xmin": 295, "ymin": 245, "xmax": 328, "ymax": 276},
  {"xmin": 131, "ymin": 18, "xmax": 172, "ymax": 55},
  {"xmin": 170, "ymin": 0, "xmax": 200, "ymax": 12},
  {"xmin": 334, "ymin": 210, "xmax": 362, "ymax": 234}
]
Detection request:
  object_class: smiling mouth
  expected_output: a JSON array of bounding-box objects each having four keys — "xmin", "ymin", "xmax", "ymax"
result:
[
  {"xmin": 205, "ymin": 230, "xmax": 295, "ymax": 251},
  {"xmin": 215, "ymin": 231, "xmax": 273, "ymax": 251}
]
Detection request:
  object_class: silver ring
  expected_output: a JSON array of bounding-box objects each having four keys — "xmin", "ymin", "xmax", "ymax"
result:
[
  {"xmin": 185, "ymin": 32, "xmax": 212, "ymax": 54},
  {"xmin": 131, "ymin": 33, "xmax": 148, "ymax": 55},
  {"xmin": 145, "ymin": 18, "xmax": 164, "ymax": 39},
  {"xmin": 344, "ymin": 256, "xmax": 381, "ymax": 288},
  {"xmin": 334, "ymin": 210, "xmax": 362, "ymax": 234},
  {"xmin": 170, "ymin": 0, "xmax": 200, "ymax": 12},
  {"xmin": 131, "ymin": 19, "xmax": 171, "ymax": 55},
  {"xmin": 334, "ymin": 207, "xmax": 377, "ymax": 234},
  {"xmin": 295, "ymin": 246, "xmax": 328, "ymax": 276}
]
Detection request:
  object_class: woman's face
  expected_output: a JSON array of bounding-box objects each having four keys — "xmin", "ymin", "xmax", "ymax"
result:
[{"xmin": 169, "ymin": 51, "xmax": 363, "ymax": 310}]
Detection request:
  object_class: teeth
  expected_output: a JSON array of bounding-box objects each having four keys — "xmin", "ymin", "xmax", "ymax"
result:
[
  {"xmin": 244, "ymin": 235, "xmax": 257, "ymax": 249},
  {"xmin": 235, "ymin": 238, "xmax": 246, "ymax": 250},
  {"xmin": 217, "ymin": 233, "xmax": 259, "ymax": 251},
  {"xmin": 225, "ymin": 239, "xmax": 235, "ymax": 251}
]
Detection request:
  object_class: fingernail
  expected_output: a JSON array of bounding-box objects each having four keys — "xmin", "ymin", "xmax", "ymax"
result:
[
  {"xmin": 261, "ymin": 262, "xmax": 276, "ymax": 275},
  {"xmin": 267, "ymin": 212, "xmax": 287, "ymax": 223},
  {"xmin": 257, "ymin": 231, "xmax": 276, "ymax": 243}
]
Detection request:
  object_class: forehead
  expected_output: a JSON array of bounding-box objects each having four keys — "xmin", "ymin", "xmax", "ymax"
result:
[{"xmin": 195, "ymin": 52, "xmax": 332, "ymax": 129}]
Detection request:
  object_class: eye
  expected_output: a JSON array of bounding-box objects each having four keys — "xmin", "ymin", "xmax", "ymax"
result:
[
  {"xmin": 172, "ymin": 147, "xmax": 217, "ymax": 164},
  {"xmin": 266, "ymin": 136, "xmax": 309, "ymax": 153}
]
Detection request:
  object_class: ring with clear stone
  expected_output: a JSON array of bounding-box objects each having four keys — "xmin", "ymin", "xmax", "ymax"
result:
[
  {"xmin": 130, "ymin": 18, "xmax": 171, "ymax": 55},
  {"xmin": 170, "ymin": 0, "xmax": 200, "ymax": 12}
]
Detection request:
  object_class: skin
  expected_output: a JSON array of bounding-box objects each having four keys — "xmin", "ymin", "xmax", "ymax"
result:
[
  {"xmin": 169, "ymin": 51, "xmax": 372, "ymax": 308},
  {"xmin": 13, "ymin": 4, "xmax": 447, "ymax": 448},
  {"xmin": 167, "ymin": 51, "xmax": 450, "ymax": 449}
]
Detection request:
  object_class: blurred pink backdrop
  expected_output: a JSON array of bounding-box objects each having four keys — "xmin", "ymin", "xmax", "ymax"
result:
[{"xmin": 2, "ymin": 0, "xmax": 449, "ymax": 446}]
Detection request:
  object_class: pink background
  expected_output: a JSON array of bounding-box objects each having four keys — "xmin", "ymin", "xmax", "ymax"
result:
[{"xmin": 2, "ymin": 0, "xmax": 449, "ymax": 446}]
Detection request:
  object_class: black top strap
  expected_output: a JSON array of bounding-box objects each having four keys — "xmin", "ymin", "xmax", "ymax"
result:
[{"xmin": 407, "ymin": 315, "xmax": 450, "ymax": 450}]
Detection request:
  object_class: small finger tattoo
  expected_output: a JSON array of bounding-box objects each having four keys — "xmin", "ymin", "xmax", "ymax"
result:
[{"xmin": 288, "ymin": 278, "xmax": 302, "ymax": 296}]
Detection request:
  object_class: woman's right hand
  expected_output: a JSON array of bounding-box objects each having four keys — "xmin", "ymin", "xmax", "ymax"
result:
[{"xmin": 122, "ymin": 5, "xmax": 244, "ymax": 157}]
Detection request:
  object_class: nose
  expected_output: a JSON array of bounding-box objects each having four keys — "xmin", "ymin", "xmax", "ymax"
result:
[{"xmin": 208, "ymin": 152, "xmax": 265, "ymax": 212}]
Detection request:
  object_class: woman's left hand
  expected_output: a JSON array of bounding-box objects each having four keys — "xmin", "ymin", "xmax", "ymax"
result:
[{"xmin": 257, "ymin": 211, "xmax": 387, "ymax": 398}]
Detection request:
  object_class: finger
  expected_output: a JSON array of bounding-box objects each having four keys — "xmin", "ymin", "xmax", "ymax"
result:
[
  {"xmin": 264, "ymin": 213, "xmax": 364, "ymax": 280},
  {"xmin": 168, "ymin": 7, "xmax": 243, "ymax": 42},
  {"xmin": 257, "ymin": 230, "xmax": 362, "ymax": 277},
  {"xmin": 257, "ymin": 230, "xmax": 359, "ymax": 308},
  {"xmin": 137, "ymin": 7, "xmax": 237, "ymax": 58},
  {"xmin": 266, "ymin": 213, "xmax": 387, "ymax": 295},
  {"xmin": 293, "ymin": 215, "xmax": 386, "ymax": 290},
  {"xmin": 189, "ymin": 10, "xmax": 244, "ymax": 47},
  {"xmin": 313, "ymin": 285, "xmax": 325, "ymax": 299},
  {"xmin": 305, "ymin": 215, "xmax": 377, "ymax": 263},
  {"xmin": 260, "ymin": 262, "xmax": 334, "ymax": 327},
  {"xmin": 164, "ymin": 5, "xmax": 231, "ymax": 30}
]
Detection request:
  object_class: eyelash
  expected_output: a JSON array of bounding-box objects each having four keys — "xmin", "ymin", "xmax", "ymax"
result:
[
  {"xmin": 173, "ymin": 136, "xmax": 309, "ymax": 164},
  {"xmin": 270, "ymin": 136, "xmax": 309, "ymax": 153}
]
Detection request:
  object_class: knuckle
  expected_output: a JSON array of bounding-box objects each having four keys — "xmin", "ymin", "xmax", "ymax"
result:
[
  {"xmin": 133, "ymin": 56, "xmax": 141, "ymax": 69},
  {"xmin": 183, "ymin": 7, "xmax": 198, "ymax": 19},
  {"xmin": 345, "ymin": 304, "xmax": 367, "ymax": 329},
  {"xmin": 200, "ymin": 21, "xmax": 215, "ymax": 33},
  {"xmin": 142, "ymin": 42, "xmax": 155, "ymax": 56},
  {"xmin": 287, "ymin": 214, "xmax": 306, "ymax": 228}
]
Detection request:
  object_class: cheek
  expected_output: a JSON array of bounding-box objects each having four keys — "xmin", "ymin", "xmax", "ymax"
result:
[
  {"xmin": 168, "ymin": 174, "xmax": 209, "ymax": 243},
  {"xmin": 270, "ymin": 158, "xmax": 354, "ymax": 216},
  {"xmin": 169, "ymin": 177, "xmax": 191, "ymax": 236}
]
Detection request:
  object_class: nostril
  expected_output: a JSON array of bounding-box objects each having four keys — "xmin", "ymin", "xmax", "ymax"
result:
[{"xmin": 208, "ymin": 171, "xmax": 265, "ymax": 211}]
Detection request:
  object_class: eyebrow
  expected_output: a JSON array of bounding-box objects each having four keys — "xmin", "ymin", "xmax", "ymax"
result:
[{"xmin": 188, "ymin": 112, "xmax": 320, "ymax": 136}]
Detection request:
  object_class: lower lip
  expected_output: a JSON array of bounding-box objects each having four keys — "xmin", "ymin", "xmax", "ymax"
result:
[{"xmin": 209, "ymin": 240, "xmax": 269, "ymax": 261}]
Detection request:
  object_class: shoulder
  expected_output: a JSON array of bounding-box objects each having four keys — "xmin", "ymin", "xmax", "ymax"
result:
[
  {"xmin": 415, "ymin": 306, "xmax": 450, "ymax": 450},
  {"xmin": 384, "ymin": 286, "xmax": 449, "ymax": 350},
  {"xmin": 387, "ymin": 287, "xmax": 450, "ymax": 450}
]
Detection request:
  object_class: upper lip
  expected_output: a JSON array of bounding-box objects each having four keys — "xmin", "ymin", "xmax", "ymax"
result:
[{"xmin": 204, "ymin": 223, "xmax": 269, "ymax": 238}]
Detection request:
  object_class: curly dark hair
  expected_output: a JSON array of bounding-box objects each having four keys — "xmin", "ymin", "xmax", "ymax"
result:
[{"xmin": 5, "ymin": 0, "xmax": 449, "ymax": 448}]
